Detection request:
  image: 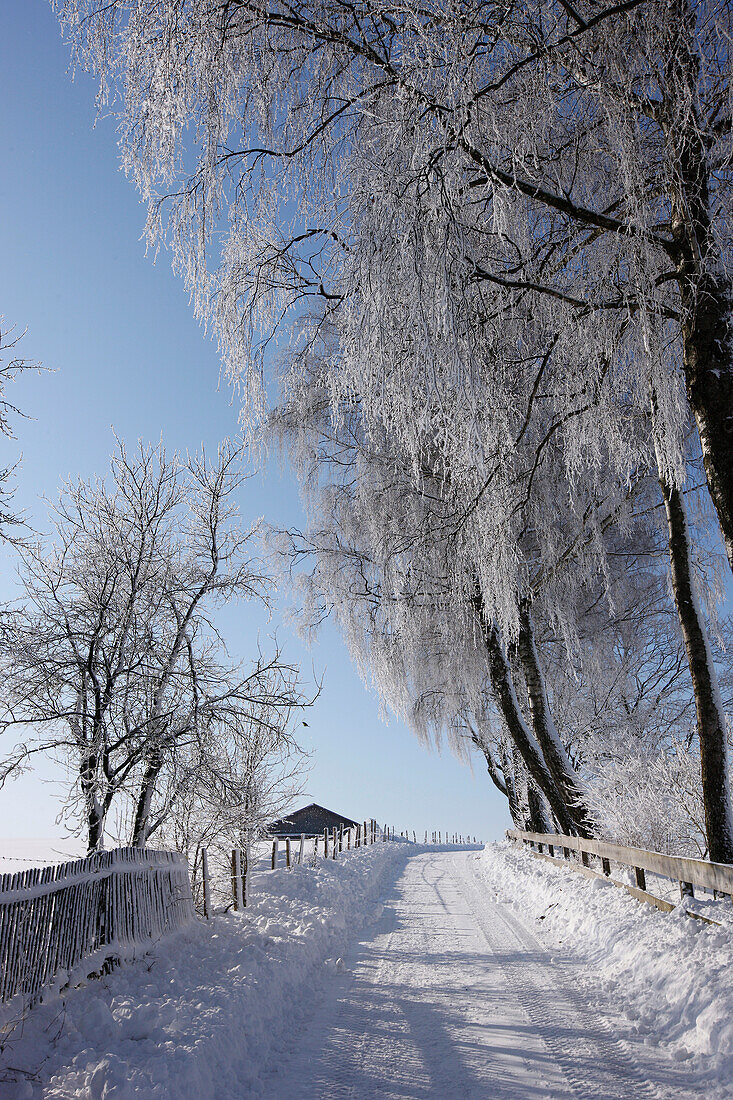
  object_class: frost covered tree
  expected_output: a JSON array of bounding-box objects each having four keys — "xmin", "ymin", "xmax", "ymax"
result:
[
  {"xmin": 0, "ymin": 438, "xmax": 307, "ymax": 852},
  {"xmin": 55, "ymin": 0, "xmax": 733, "ymax": 853},
  {"xmin": 55, "ymin": 0, "xmax": 733, "ymax": 567},
  {"xmin": 156, "ymin": 707, "xmax": 308, "ymax": 908},
  {"xmin": 0, "ymin": 322, "xmax": 38, "ymax": 543}
]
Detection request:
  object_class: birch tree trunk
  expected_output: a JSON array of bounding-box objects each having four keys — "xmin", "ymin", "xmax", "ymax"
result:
[
  {"xmin": 516, "ymin": 604, "xmax": 593, "ymax": 838},
  {"xmin": 658, "ymin": 476, "xmax": 733, "ymax": 863},
  {"xmin": 474, "ymin": 596, "xmax": 577, "ymax": 835},
  {"xmin": 664, "ymin": 0, "xmax": 733, "ymax": 572},
  {"xmin": 501, "ymin": 744, "xmax": 525, "ymax": 830},
  {"xmin": 527, "ymin": 781, "xmax": 553, "ymax": 835}
]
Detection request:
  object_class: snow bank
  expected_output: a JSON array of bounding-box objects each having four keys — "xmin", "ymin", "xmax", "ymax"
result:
[
  {"xmin": 480, "ymin": 841, "xmax": 733, "ymax": 1091},
  {"xmin": 0, "ymin": 842, "xmax": 410, "ymax": 1098}
]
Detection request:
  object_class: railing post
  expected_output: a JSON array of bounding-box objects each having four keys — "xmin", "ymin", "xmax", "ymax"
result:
[
  {"xmin": 242, "ymin": 846, "xmax": 248, "ymax": 908},
  {"xmin": 634, "ymin": 866, "xmax": 646, "ymax": 891},
  {"xmin": 581, "ymin": 850, "xmax": 590, "ymax": 867},
  {"xmin": 680, "ymin": 880, "xmax": 694, "ymax": 899},
  {"xmin": 601, "ymin": 857, "xmax": 611, "ymax": 877},
  {"xmin": 324, "ymin": 829, "xmax": 329, "ymax": 858},
  {"xmin": 271, "ymin": 839, "xmax": 278, "ymax": 870},
  {"xmin": 299, "ymin": 834, "xmax": 305, "ymax": 864},
  {"xmin": 286, "ymin": 837, "xmax": 291, "ymax": 869}
]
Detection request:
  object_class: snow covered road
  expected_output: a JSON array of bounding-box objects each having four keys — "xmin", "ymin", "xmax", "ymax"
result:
[
  {"xmin": 3, "ymin": 843, "xmax": 720, "ymax": 1097},
  {"xmin": 264, "ymin": 849, "xmax": 700, "ymax": 1098}
]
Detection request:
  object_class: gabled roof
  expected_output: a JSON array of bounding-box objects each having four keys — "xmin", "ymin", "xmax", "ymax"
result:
[{"xmin": 268, "ymin": 802, "xmax": 361, "ymax": 835}]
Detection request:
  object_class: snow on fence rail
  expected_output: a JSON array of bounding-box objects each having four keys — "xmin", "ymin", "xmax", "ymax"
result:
[
  {"xmin": 0, "ymin": 847, "xmax": 194, "ymax": 1007},
  {"xmin": 507, "ymin": 827, "xmax": 733, "ymax": 917}
]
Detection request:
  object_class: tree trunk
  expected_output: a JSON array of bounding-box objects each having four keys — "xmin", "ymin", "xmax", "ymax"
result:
[
  {"xmin": 658, "ymin": 476, "xmax": 733, "ymax": 863},
  {"xmin": 473, "ymin": 593, "xmax": 577, "ymax": 834},
  {"xmin": 516, "ymin": 603, "xmax": 593, "ymax": 837},
  {"xmin": 81, "ymin": 753, "xmax": 105, "ymax": 853},
  {"xmin": 131, "ymin": 754, "xmax": 164, "ymax": 848},
  {"xmin": 664, "ymin": 0, "xmax": 733, "ymax": 572},
  {"xmin": 527, "ymin": 781, "xmax": 553, "ymax": 835},
  {"xmin": 500, "ymin": 742, "xmax": 525, "ymax": 829}
]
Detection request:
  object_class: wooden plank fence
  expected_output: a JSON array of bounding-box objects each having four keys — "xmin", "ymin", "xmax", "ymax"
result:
[
  {"xmin": 0, "ymin": 847, "xmax": 194, "ymax": 1007},
  {"xmin": 507, "ymin": 828, "xmax": 733, "ymax": 918}
]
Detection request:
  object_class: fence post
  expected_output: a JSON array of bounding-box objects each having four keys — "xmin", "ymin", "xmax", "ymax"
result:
[
  {"xmin": 232, "ymin": 850, "xmax": 243, "ymax": 911},
  {"xmin": 634, "ymin": 866, "xmax": 646, "ymax": 890},
  {"xmin": 363, "ymin": 821, "xmax": 368, "ymax": 846},
  {"xmin": 286, "ymin": 837, "xmax": 291, "ymax": 869},
  {"xmin": 299, "ymin": 834, "xmax": 305, "ymax": 864},
  {"xmin": 202, "ymin": 847, "xmax": 211, "ymax": 919},
  {"xmin": 324, "ymin": 829, "xmax": 329, "ymax": 858},
  {"xmin": 271, "ymin": 839, "xmax": 278, "ymax": 870},
  {"xmin": 339, "ymin": 825, "xmax": 344, "ymax": 853},
  {"xmin": 332, "ymin": 827, "xmax": 337, "ymax": 859},
  {"xmin": 601, "ymin": 857, "xmax": 611, "ymax": 877},
  {"xmin": 241, "ymin": 847, "xmax": 248, "ymax": 907},
  {"xmin": 680, "ymin": 880, "xmax": 694, "ymax": 899}
]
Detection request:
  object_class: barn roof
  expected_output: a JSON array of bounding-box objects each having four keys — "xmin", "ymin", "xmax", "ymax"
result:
[{"xmin": 267, "ymin": 802, "xmax": 361, "ymax": 836}]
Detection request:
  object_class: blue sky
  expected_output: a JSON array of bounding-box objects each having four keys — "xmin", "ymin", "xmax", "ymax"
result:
[{"xmin": 0, "ymin": 3, "xmax": 510, "ymax": 844}]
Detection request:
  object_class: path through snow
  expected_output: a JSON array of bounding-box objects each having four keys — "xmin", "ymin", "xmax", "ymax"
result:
[{"xmin": 264, "ymin": 849, "xmax": 700, "ymax": 1098}]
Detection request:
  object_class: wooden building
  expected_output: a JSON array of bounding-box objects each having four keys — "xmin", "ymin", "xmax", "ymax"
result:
[{"xmin": 267, "ymin": 802, "xmax": 360, "ymax": 838}]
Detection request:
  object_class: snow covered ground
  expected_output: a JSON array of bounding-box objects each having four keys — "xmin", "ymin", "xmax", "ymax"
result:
[
  {"xmin": 480, "ymin": 841, "xmax": 733, "ymax": 1094},
  {"xmin": 0, "ymin": 839, "xmax": 414, "ymax": 1098},
  {"xmin": 1, "ymin": 840, "xmax": 731, "ymax": 1097}
]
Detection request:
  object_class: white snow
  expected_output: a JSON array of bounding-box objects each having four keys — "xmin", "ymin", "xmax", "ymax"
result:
[
  {"xmin": 478, "ymin": 842, "xmax": 733, "ymax": 1094},
  {"xmin": 2, "ymin": 841, "xmax": 731, "ymax": 1097},
  {"xmin": 0, "ymin": 841, "xmax": 411, "ymax": 1098}
]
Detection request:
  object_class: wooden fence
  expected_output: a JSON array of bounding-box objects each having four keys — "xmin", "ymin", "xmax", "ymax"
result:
[
  {"xmin": 0, "ymin": 847, "xmax": 194, "ymax": 1007},
  {"xmin": 507, "ymin": 828, "xmax": 733, "ymax": 919},
  {"xmin": 218, "ymin": 822, "xmax": 483, "ymax": 912}
]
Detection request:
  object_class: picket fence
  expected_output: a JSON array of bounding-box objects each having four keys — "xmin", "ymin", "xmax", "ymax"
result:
[{"xmin": 0, "ymin": 847, "xmax": 194, "ymax": 1007}]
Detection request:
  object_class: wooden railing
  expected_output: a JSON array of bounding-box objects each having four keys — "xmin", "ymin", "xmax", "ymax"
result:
[
  {"xmin": 0, "ymin": 847, "xmax": 194, "ymax": 1008},
  {"xmin": 506, "ymin": 828, "xmax": 733, "ymax": 918}
]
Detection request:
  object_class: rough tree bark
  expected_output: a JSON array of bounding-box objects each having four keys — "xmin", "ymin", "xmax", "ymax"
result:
[
  {"xmin": 472, "ymin": 592, "xmax": 577, "ymax": 834},
  {"xmin": 658, "ymin": 476, "xmax": 733, "ymax": 863},
  {"xmin": 664, "ymin": 0, "xmax": 733, "ymax": 572},
  {"xmin": 527, "ymin": 781, "xmax": 553, "ymax": 835},
  {"xmin": 516, "ymin": 603, "xmax": 593, "ymax": 838}
]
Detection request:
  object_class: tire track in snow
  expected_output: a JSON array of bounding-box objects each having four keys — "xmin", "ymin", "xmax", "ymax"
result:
[
  {"xmin": 261, "ymin": 850, "xmax": 701, "ymax": 1098},
  {"xmin": 452, "ymin": 853, "xmax": 703, "ymax": 1099}
]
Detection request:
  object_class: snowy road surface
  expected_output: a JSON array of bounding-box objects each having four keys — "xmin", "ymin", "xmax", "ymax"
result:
[{"xmin": 264, "ymin": 849, "xmax": 699, "ymax": 1098}]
